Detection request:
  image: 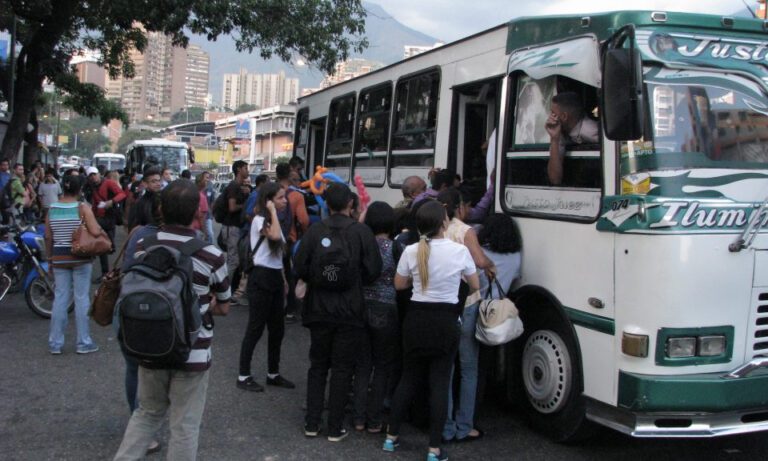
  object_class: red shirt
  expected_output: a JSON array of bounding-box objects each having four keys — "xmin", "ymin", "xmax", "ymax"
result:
[{"xmin": 91, "ymin": 179, "xmax": 127, "ymax": 218}]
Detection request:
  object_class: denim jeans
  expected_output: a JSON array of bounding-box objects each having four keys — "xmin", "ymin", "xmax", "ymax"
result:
[
  {"xmin": 443, "ymin": 301, "xmax": 480, "ymax": 440},
  {"xmin": 114, "ymin": 367, "xmax": 209, "ymax": 461},
  {"xmin": 205, "ymin": 218, "xmax": 214, "ymax": 245},
  {"xmin": 48, "ymin": 263, "xmax": 95, "ymax": 351}
]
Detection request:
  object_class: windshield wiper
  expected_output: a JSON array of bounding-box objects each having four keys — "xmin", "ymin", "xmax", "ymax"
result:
[{"xmin": 729, "ymin": 195, "xmax": 768, "ymax": 252}]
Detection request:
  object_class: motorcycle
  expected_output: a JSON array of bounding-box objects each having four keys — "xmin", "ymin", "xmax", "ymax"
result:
[{"xmin": 0, "ymin": 223, "xmax": 72, "ymax": 318}]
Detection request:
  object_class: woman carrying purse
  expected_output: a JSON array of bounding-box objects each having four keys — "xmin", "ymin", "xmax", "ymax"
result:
[
  {"xmin": 46, "ymin": 174, "xmax": 102, "ymax": 355},
  {"xmin": 384, "ymin": 200, "xmax": 480, "ymax": 461}
]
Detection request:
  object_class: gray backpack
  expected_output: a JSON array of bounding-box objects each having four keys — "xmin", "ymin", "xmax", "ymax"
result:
[{"xmin": 116, "ymin": 235, "xmax": 208, "ymax": 368}]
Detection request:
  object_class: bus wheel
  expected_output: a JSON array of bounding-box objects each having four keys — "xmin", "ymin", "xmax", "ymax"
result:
[{"xmin": 514, "ymin": 313, "xmax": 591, "ymax": 442}]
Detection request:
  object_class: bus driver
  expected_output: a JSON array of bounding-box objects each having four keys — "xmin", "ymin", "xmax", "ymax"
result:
[{"xmin": 545, "ymin": 92, "xmax": 599, "ymax": 185}]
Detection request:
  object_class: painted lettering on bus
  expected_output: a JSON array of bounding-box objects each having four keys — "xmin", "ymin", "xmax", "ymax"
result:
[
  {"xmin": 649, "ymin": 201, "xmax": 754, "ymax": 229},
  {"xmin": 677, "ymin": 38, "xmax": 768, "ymax": 62}
]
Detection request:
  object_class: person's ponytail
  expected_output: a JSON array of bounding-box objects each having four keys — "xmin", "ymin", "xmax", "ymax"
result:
[{"xmin": 417, "ymin": 234, "xmax": 430, "ymax": 291}]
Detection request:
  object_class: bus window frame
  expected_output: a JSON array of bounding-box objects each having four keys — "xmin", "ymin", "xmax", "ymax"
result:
[
  {"xmin": 500, "ymin": 72, "xmax": 605, "ymax": 224},
  {"xmin": 293, "ymin": 108, "xmax": 310, "ymax": 164},
  {"xmin": 352, "ymin": 81, "xmax": 394, "ymax": 188},
  {"xmin": 387, "ymin": 66, "xmax": 442, "ymax": 189},
  {"xmin": 323, "ymin": 92, "xmax": 357, "ymax": 182}
]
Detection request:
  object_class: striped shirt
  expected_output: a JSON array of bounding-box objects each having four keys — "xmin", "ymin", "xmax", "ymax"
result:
[
  {"xmin": 135, "ymin": 225, "xmax": 230, "ymax": 371},
  {"xmin": 48, "ymin": 201, "xmax": 91, "ymax": 267}
]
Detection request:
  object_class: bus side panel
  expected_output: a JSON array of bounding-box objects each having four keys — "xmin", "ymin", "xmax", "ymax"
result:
[
  {"xmin": 516, "ymin": 219, "xmax": 615, "ymax": 403},
  {"xmin": 614, "ymin": 234, "xmax": 753, "ymax": 377},
  {"xmin": 576, "ymin": 325, "xmax": 616, "ymax": 405}
]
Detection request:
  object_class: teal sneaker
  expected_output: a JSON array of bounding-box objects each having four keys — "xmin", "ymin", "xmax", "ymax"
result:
[
  {"xmin": 382, "ymin": 438, "xmax": 399, "ymax": 452},
  {"xmin": 427, "ymin": 449, "xmax": 448, "ymax": 461}
]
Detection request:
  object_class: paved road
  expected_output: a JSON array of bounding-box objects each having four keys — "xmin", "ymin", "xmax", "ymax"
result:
[{"xmin": 1, "ymin": 231, "xmax": 767, "ymax": 460}]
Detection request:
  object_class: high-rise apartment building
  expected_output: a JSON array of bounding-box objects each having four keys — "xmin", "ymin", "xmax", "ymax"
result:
[
  {"xmin": 106, "ymin": 29, "xmax": 210, "ymax": 123},
  {"xmin": 320, "ymin": 58, "xmax": 383, "ymax": 89},
  {"xmin": 221, "ymin": 69, "xmax": 299, "ymax": 110}
]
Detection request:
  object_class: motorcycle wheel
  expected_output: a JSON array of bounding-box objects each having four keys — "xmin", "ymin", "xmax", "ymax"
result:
[{"xmin": 25, "ymin": 277, "xmax": 73, "ymax": 319}]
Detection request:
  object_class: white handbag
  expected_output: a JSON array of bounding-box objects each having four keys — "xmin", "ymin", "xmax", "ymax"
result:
[{"xmin": 475, "ymin": 279, "xmax": 524, "ymax": 346}]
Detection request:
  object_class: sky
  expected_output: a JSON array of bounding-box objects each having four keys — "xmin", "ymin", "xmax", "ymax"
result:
[{"xmin": 375, "ymin": 0, "xmax": 743, "ymax": 43}]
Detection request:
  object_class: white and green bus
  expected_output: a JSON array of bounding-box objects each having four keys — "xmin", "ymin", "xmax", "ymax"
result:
[{"xmin": 295, "ymin": 11, "xmax": 768, "ymax": 440}]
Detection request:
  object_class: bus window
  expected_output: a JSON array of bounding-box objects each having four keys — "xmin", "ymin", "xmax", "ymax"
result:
[
  {"xmin": 294, "ymin": 108, "xmax": 309, "ymax": 162},
  {"xmin": 324, "ymin": 94, "xmax": 355, "ymax": 182},
  {"xmin": 502, "ymin": 74, "xmax": 602, "ymax": 220},
  {"xmin": 505, "ymin": 75, "xmax": 601, "ymax": 189},
  {"xmin": 353, "ymin": 83, "xmax": 392, "ymax": 186},
  {"xmin": 389, "ymin": 70, "xmax": 439, "ymax": 185}
]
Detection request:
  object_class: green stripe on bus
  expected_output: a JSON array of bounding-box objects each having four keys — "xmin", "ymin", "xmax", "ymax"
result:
[
  {"xmin": 564, "ymin": 307, "xmax": 615, "ymax": 335},
  {"xmin": 618, "ymin": 370, "xmax": 768, "ymax": 412}
]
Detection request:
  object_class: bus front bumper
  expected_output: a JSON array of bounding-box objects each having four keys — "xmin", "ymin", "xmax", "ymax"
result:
[{"xmin": 587, "ymin": 360, "xmax": 768, "ymax": 437}]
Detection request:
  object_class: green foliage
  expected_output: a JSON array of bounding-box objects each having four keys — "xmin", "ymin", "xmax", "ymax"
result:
[
  {"xmin": 273, "ymin": 155, "xmax": 290, "ymax": 166},
  {"xmin": 1, "ymin": 0, "xmax": 367, "ymax": 160},
  {"xmin": 117, "ymin": 130, "xmax": 155, "ymax": 153},
  {"xmin": 207, "ymin": 161, "xmax": 219, "ymax": 171},
  {"xmin": 235, "ymin": 104, "xmax": 258, "ymax": 115},
  {"xmin": 170, "ymin": 107, "xmax": 206, "ymax": 124}
]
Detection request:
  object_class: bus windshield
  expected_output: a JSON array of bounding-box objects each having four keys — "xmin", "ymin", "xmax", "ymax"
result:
[
  {"xmin": 646, "ymin": 71, "xmax": 768, "ymax": 166},
  {"xmin": 142, "ymin": 146, "xmax": 188, "ymax": 172},
  {"xmin": 94, "ymin": 156, "xmax": 125, "ymax": 171}
]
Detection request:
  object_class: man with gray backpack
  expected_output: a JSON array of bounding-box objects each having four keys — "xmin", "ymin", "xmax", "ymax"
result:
[{"xmin": 114, "ymin": 180, "xmax": 231, "ymax": 461}]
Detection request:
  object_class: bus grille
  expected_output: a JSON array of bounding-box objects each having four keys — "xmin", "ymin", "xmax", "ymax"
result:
[{"xmin": 752, "ymin": 292, "xmax": 768, "ymax": 358}]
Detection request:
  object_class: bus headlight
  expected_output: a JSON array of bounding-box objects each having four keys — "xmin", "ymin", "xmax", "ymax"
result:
[
  {"xmin": 698, "ymin": 335, "xmax": 727, "ymax": 357},
  {"xmin": 666, "ymin": 337, "xmax": 696, "ymax": 358}
]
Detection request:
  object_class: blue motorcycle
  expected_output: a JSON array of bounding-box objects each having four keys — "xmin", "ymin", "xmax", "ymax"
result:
[{"xmin": 0, "ymin": 223, "xmax": 70, "ymax": 318}]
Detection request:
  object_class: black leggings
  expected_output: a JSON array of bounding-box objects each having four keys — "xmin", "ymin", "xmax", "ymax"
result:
[
  {"xmin": 238, "ymin": 266, "xmax": 285, "ymax": 376},
  {"xmin": 387, "ymin": 349, "xmax": 455, "ymax": 448}
]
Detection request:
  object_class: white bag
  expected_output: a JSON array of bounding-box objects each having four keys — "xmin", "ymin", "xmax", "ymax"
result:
[{"xmin": 475, "ymin": 279, "xmax": 524, "ymax": 346}]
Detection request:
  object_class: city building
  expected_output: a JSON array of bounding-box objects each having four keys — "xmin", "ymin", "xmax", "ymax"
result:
[
  {"xmin": 320, "ymin": 58, "xmax": 383, "ymax": 89},
  {"xmin": 72, "ymin": 52, "xmax": 106, "ymax": 89},
  {"xmin": 403, "ymin": 42, "xmax": 445, "ymax": 59},
  {"xmin": 221, "ymin": 69, "xmax": 300, "ymax": 111},
  {"xmin": 106, "ymin": 28, "xmax": 210, "ymax": 123},
  {"xmin": 185, "ymin": 45, "xmax": 210, "ymax": 110},
  {"xmin": 214, "ymin": 105, "xmax": 296, "ymax": 170}
]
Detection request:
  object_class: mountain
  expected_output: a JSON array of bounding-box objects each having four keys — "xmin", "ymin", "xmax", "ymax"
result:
[{"xmin": 189, "ymin": 1, "xmax": 439, "ymax": 104}]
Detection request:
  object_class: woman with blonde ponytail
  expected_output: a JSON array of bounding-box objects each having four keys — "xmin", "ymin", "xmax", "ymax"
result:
[{"xmin": 385, "ymin": 200, "xmax": 479, "ymax": 461}]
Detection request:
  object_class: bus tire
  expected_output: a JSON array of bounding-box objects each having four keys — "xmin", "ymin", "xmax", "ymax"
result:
[{"xmin": 508, "ymin": 307, "xmax": 592, "ymax": 442}]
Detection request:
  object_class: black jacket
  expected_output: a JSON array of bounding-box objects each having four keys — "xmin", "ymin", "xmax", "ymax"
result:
[{"xmin": 295, "ymin": 213, "xmax": 382, "ymax": 327}]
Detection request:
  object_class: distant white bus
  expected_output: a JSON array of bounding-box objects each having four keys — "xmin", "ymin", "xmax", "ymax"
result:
[
  {"xmin": 92, "ymin": 152, "xmax": 126, "ymax": 172},
  {"xmin": 124, "ymin": 139, "xmax": 192, "ymax": 179}
]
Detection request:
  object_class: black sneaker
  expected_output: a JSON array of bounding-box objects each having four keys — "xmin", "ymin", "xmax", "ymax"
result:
[
  {"xmin": 327, "ymin": 428, "xmax": 349, "ymax": 442},
  {"xmin": 236, "ymin": 376, "xmax": 264, "ymax": 392},
  {"xmin": 285, "ymin": 313, "xmax": 297, "ymax": 323},
  {"xmin": 304, "ymin": 424, "xmax": 320, "ymax": 437},
  {"xmin": 266, "ymin": 375, "xmax": 295, "ymax": 389}
]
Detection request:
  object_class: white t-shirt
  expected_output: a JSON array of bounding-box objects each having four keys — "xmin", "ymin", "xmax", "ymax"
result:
[
  {"xmin": 396, "ymin": 238, "xmax": 476, "ymax": 304},
  {"xmin": 250, "ymin": 215, "xmax": 284, "ymax": 269}
]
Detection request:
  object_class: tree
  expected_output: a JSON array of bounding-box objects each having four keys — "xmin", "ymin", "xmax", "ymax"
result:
[
  {"xmin": 234, "ymin": 104, "xmax": 258, "ymax": 115},
  {"xmin": 0, "ymin": 0, "xmax": 367, "ymax": 163},
  {"xmin": 170, "ymin": 107, "xmax": 205, "ymax": 124}
]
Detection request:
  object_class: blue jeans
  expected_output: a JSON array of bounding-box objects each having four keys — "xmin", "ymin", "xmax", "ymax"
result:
[
  {"xmin": 205, "ymin": 218, "xmax": 214, "ymax": 245},
  {"xmin": 48, "ymin": 263, "xmax": 95, "ymax": 351},
  {"xmin": 443, "ymin": 302, "xmax": 480, "ymax": 440}
]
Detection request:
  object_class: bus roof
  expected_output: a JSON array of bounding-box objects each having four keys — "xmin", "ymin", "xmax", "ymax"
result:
[
  {"xmin": 125, "ymin": 138, "xmax": 188, "ymax": 148},
  {"xmin": 297, "ymin": 23, "xmax": 508, "ymax": 103},
  {"xmin": 92, "ymin": 152, "xmax": 124, "ymax": 158},
  {"xmin": 506, "ymin": 10, "xmax": 765, "ymax": 53}
]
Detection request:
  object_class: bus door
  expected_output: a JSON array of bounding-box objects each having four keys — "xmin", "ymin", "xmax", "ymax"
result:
[
  {"xmin": 452, "ymin": 79, "xmax": 500, "ymax": 206},
  {"xmin": 310, "ymin": 117, "xmax": 326, "ymax": 176}
]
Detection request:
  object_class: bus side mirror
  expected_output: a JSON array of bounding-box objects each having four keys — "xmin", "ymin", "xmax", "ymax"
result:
[{"xmin": 602, "ymin": 48, "xmax": 644, "ymax": 141}]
